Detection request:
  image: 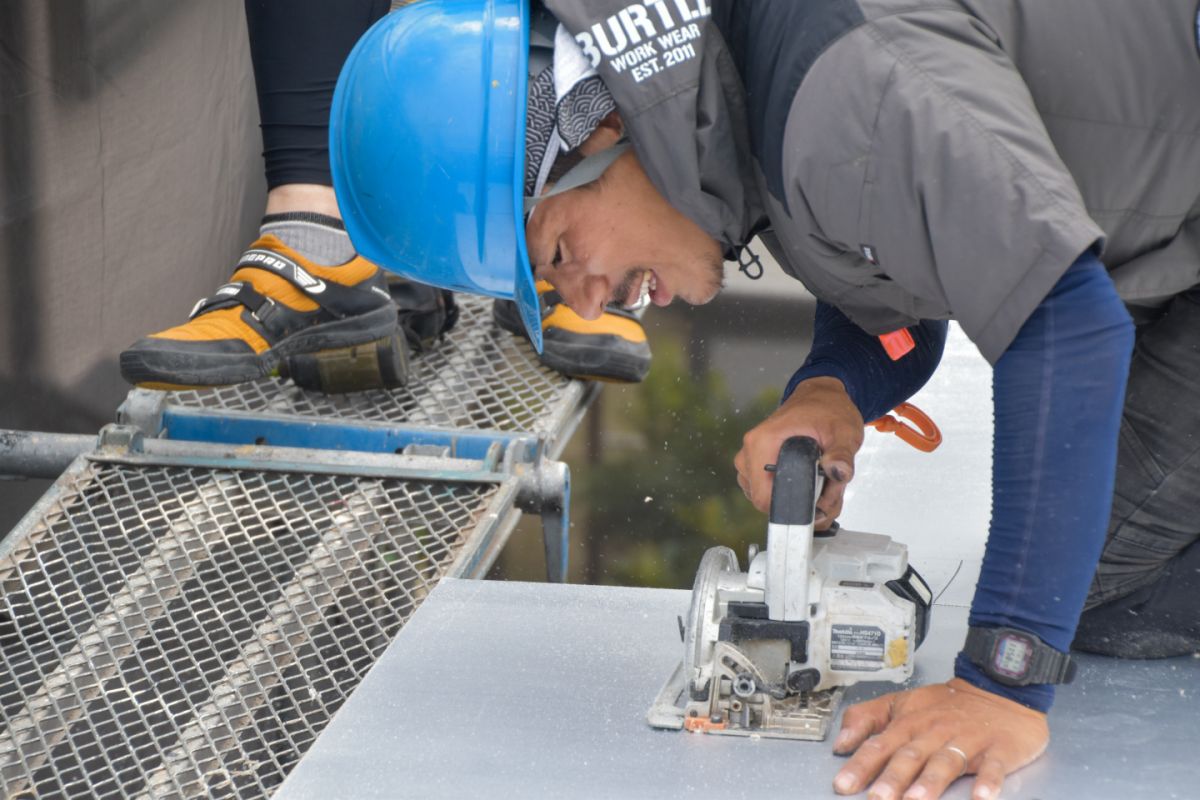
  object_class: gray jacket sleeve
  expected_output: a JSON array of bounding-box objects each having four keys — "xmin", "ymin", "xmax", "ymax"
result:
[{"xmin": 795, "ymin": 11, "xmax": 1105, "ymax": 364}]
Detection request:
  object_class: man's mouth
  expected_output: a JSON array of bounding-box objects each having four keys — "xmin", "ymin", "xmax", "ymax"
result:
[
  {"xmin": 650, "ymin": 271, "xmax": 673, "ymax": 306},
  {"xmin": 623, "ymin": 269, "xmax": 674, "ymax": 309},
  {"xmin": 621, "ymin": 269, "xmax": 655, "ymax": 310},
  {"xmin": 635, "ymin": 270, "xmax": 654, "ymax": 308}
]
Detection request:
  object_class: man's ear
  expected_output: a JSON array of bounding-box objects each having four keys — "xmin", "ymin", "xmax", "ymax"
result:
[{"xmin": 579, "ymin": 110, "xmax": 624, "ymax": 156}]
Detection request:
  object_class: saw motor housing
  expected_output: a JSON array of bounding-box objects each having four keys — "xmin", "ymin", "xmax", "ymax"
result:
[{"xmin": 699, "ymin": 530, "xmax": 930, "ymax": 698}]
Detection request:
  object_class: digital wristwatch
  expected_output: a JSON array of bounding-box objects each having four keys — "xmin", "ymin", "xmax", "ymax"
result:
[{"xmin": 963, "ymin": 626, "xmax": 1076, "ymax": 687}]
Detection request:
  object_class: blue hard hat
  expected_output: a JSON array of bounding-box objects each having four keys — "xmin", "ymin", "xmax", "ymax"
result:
[{"xmin": 330, "ymin": 0, "xmax": 543, "ymax": 352}]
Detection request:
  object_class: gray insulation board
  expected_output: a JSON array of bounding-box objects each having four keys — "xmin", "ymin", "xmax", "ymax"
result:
[
  {"xmin": 279, "ymin": 324, "xmax": 1198, "ymax": 798},
  {"xmin": 277, "ymin": 577, "xmax": 1199, "ymax": 800}
]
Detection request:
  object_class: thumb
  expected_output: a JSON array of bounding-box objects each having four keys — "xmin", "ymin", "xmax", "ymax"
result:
[{"xmin": 819, "ymin": 447, "xmax": 855, "ymax": 486}]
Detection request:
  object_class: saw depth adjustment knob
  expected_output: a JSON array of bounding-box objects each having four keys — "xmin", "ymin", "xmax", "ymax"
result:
[
  {"xmin": 786, "ymin": 667, "xmax": 821, "ymax": 693},
  {"xmin": 732, "ymin": 673, "xmax": 757, "ymax": 699}
]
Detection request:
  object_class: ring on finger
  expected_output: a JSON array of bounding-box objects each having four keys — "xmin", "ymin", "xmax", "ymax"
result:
[{"xmin": 942, "ymin": 744, "xmax": 969, "ymax": 776}]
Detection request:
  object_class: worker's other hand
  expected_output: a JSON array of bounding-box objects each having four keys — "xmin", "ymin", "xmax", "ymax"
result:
[
  {"xmin": 734, "ymin": 376, "xmax": 864, "ymax": 527},
  {"xmin": 832, "ymin": 679, "xmax": 1049, "ymax": 800}
]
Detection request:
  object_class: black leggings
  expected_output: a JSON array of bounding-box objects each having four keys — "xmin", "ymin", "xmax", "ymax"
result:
[
  {"xmin": 1072, "ymin": 286, "xmax": 1200, "ymax": 659},
  {"xmin": 1074, "ymin": 536, "xmax": 1200, "ymax": 658},
  {"xmin": 244, "ymin": 0, "xmax": 391, "ymax": 189}
]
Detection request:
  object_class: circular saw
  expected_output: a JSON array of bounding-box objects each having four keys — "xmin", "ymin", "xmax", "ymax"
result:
[{"xmin": 647, "ymin": 436, "xmax": 932, "ymax": 741}]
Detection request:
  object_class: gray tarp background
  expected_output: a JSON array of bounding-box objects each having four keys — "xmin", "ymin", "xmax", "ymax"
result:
[{"xmin": 1, "ymin": 0, "xmax": 265, "ymax": 528}]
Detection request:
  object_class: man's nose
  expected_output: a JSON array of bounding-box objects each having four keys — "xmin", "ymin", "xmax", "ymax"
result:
[
  {"xmin": 570, "ymin": 278, "xmax": 607, "ymax": 320},
  {"xmin": 546, "ymin": 275, "xmax": 606, "ymax": 320}
]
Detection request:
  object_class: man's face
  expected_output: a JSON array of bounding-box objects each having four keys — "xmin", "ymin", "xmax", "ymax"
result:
[{"xmin": 525, "ymin": 149, "xmax": 725, "ymax": 320}]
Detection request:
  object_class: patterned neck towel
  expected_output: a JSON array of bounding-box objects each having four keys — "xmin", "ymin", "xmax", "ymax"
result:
[{"xmin": 524, "ymin": 25, "xmax": 618, "ymax": 198}]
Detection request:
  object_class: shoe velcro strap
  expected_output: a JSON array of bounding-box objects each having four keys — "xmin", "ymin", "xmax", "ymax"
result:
[
  {"xmin": 188, "ymin": 282, "xmax": 308, "ymax": 342},
  {"xmin": 186, "ymin": 249, "xmax": 384, "ymax": 344},
  {"xmin": 235, "ymin": 248, "xmax": 333, "ymax": 302},
  {"xmin": 189, "ymin": 282, "xmax": 268, "ymax": 319},
  {"xmin": 235, "ymin": 248, "xmax": 377, "ymax": 321}
]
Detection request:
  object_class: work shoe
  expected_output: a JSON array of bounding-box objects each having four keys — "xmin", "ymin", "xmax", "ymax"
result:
[
  {"xmin": 120, "ymin": 234, "xmax": 398, "ymax": 390},
  {"xmin": 493, "ymin": 282, "xmax": 652, "ymax": 383}
]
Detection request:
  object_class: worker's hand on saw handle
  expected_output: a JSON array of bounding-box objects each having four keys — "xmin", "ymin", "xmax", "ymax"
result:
[
  {"xmin": 734, "ymin": 376, "xmax": 864, "ymax": 527},
  {"xmin": 831, "ymin": 679, "xmax": 1049, "ymax": 800}
]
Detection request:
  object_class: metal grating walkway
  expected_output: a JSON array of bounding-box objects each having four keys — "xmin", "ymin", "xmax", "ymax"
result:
[
  {"xmin": 0, "ymin": 455, "xmax": 510, "ymax": 799},
  {"xmin": 163, "ymin": 296, "xmax": 585, "ymax": 443},
  {"xmin": 2, "ymin": 287, "xmax": 595, "ymax": 798}
]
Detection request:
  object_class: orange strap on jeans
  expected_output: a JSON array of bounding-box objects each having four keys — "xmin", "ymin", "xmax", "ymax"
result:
[{"xmin": 867, "ymin": 402, "xmax": 943, "ymax": 453}]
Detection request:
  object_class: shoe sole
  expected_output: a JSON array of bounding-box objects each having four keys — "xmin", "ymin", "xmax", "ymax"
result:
[
  {"xmin": 537, "ymin": 333, "xmax": 651, "ymax": 383},
  {"xmin": 120, "ymin": 304, "xmax": 400, "ymax": 388},
  {"xmin": 493, "ymin": 299, "xmax": 650, "ymax": 383}
]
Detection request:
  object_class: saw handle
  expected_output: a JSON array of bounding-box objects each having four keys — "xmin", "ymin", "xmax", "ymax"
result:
[{"xmin": 767, "ymin": 436, "xmax": 822, "ymax": 527}]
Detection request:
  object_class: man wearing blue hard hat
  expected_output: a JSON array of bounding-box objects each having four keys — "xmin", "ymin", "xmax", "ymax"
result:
[
  {"xmin": 331, "ymin": 2, "xmax": 1200, "ymax": 799},
  {"xmin": 119, "ymin": 0, "xmax": 651, "ymax": 391}
]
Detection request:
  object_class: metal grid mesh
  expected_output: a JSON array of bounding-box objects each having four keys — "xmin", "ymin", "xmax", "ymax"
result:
[
  {"xmin": 0, "ymin": 460, "xmax": 500, "ymax": 799},
  {"xmin": 167, "ymin": 297, "xmax": 574, "ymax": 434}
]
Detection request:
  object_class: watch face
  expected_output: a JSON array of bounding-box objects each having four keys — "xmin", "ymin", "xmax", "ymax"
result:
[{"xmin": 993, "ymin": 634, "xmax": 1034, "ymax": 679}]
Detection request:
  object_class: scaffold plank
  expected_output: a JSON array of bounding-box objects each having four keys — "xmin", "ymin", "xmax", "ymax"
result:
[{"xmin": 0, "ymin": 453, "xmax": 517, "ymax": 799}]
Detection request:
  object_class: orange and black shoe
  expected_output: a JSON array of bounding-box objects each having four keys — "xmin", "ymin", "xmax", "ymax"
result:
[
  {"xmin": 120, "ymin": 234, "xmax": 398, "ymax": 390},
  {"xmin": 493, "ymin": 281, "xmax": 652, "ymax": 383}
]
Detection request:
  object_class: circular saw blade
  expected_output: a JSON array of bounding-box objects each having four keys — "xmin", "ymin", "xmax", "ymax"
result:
[{"xmin": 683, "ymin": 546, "xmax": 739, "ymax": 694}]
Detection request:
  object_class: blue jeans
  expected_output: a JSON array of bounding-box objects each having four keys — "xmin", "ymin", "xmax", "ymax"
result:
[{"xmin": 1075, "ymin": 288, "xmax": 1200, "ymax": 657}]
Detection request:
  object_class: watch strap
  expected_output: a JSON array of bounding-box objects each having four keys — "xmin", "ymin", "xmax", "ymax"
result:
[{"xmin": 963, "ymin": 626, "xmax": 1076, "ymax": 686}]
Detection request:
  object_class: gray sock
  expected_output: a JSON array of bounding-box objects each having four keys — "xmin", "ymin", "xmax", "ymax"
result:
[{"xmin": 260, "ymin": 212, "xmax": 356, "ymax": 266}]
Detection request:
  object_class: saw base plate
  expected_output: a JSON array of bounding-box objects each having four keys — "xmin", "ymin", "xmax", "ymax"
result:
[{"xmin": 646, "ymin": 660, "xmax": 846, "ymax": 742}]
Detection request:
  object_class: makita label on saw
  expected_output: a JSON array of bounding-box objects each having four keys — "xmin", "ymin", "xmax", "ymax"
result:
[{"xmin": 830, "ymin": 625, "xmax": 885, "ymax": 671}]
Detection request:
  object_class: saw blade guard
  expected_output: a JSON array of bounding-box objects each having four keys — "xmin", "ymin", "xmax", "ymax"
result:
[{"xmin": 683, "ymin": 546, "xmax": 739, "ymax": 695}]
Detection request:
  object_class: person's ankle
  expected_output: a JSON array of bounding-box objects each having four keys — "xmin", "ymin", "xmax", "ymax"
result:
[
  {"xmin": 260, "ymin": 211, "xmax": 355, "ymax": 266},
  {"xmin": 265, "ymin": 184, "xmax": 341, "ymax": 218}
]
